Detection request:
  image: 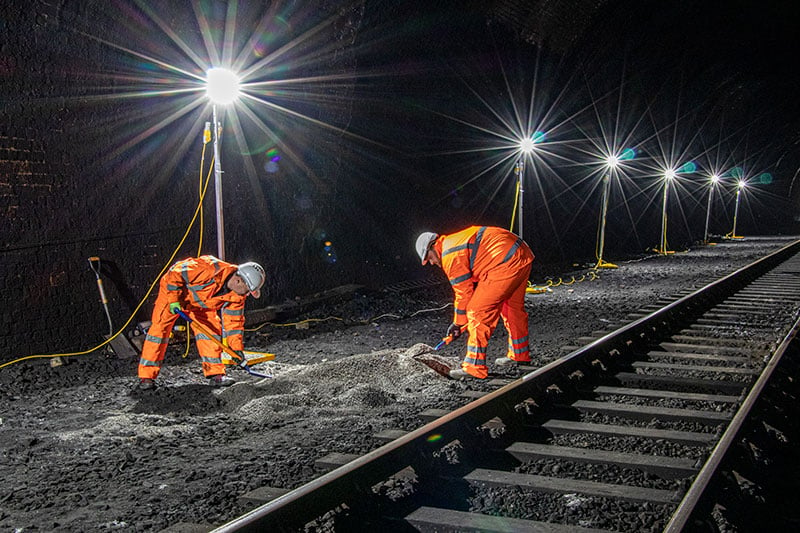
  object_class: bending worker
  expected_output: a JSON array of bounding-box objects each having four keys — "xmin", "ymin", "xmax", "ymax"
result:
[
  {"xmin": 416, "ymin": 226, "xmax": 534, "ymax": 379},
  {"xmin": 137, "ymin": 255, "xmax": 265, "ymax": 389}
]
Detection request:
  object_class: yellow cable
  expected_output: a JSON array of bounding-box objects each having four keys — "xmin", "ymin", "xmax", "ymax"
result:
[
  {"xmin": 0, "ymin": 147, "xmax": 215, "ymax": 370},
  {"xmin": 509, "ymin": 179, "xmax": 520, "ymax": 232}
]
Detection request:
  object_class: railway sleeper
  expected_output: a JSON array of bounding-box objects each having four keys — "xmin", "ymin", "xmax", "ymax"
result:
[
  {"xmin": 658, "ymin": 341, "xmax": 764, "ymax": 355},
  {"xmin": 589, "ymin": 385, "xmax": 739, "ymax": 404},
  {"xmin": 464, "ymin": 468, "xmax": 681, "ymax": 504},
  {"xmin": 644, "ymin": 350, "xmax": 755, "ymax": 365},
  {"xmin": 539, "ymin": 419, "xmax": 716, "ymax": 446},
  {"xmin": 505, "ymin": 442, "xmax": 699, "ymax": 479},
  {"xmin": 406, "ymin": 506, "xmax": 608, "ymax": 532},
  {"xmin": 613, "ymin": 372, "xmax": 747, "ymax": 394},
  {"xmin": 694, "ymin": 318, "xmax": 776, "ymax": 328},
  {"xmin": 671, "ymin": 333, "xmax": 770, "ymax": 348},
  {"xmin": 560, "ymin": 399, "xmax": 731, "ymax": 425},
  {"xmin": 631, "ymin": 361, "xmax": 758, "ymax": 377}
]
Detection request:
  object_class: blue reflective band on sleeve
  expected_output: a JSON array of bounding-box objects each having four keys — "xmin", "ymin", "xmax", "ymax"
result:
[
  {"xmin": 469, "ymin": 227, "xmax": 486, "ymax": 270},
  {"xmin": 450, "ymin": 273, "xmax": 472, "ymax": 286},
  {"xmin": 454, "ymin": 308, "xmax": 467, "ymax": 315},
  {"xmin": 501, "ymin": 238, "xmax": 522, "ymax": 264},
  {"xmin": 442, "ymin": 243, "xmax": 471, "ymax": 256}
]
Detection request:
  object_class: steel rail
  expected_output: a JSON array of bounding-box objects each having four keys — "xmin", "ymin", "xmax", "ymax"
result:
[
  {"xmin": 212, "ymin": 239, "xmax": 800, "ymax": 532},
  {"xmin": 663, "ymin": 312, "xmax": 800, "ymax": 531}
]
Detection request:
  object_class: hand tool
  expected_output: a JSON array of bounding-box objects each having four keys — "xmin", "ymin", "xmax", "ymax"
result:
[
  {"xmin": 433, "ymin": 324, "xmax": 467, "ymax": 350},
  {"xmin": 175, "ymin": 309, "xmax": 272, "ymax": 378},
  {"xmin": 88, "ymin": 257, "xmax": 113, "ymax": 336}
]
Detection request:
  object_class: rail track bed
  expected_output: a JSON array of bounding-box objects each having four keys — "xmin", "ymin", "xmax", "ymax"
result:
[{"xmin": 213, "ymin": 241, "xmax": 800, "ymax": 532}]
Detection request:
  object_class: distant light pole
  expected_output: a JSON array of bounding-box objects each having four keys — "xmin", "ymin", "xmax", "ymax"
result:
[
  {"xmin": 656, "ymin": 169, "xmax": 676, "ymax": 255},
  {"xmin": 595, "ymin": 148, "xmax": 636, "ymax": 269},
  {"xmin": 655, "ymin": 161, "xmax": 695, "ymax": 255},
  {"xmin": 513, "ymin": 131, "xmax": 545, "ymax": 240},
  {"xmin": 703, "ymin": 174, "xmax": 720, "ymax": 244},
  {"xmin": 205, "ymin": 67, "xmax": 241, "ymax": 260},
  {"xmin": 728, "ymin": 180, "xmax": 746, "ymax": 239}
]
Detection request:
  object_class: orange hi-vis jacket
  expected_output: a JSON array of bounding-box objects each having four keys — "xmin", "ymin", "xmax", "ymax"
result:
[
  {"xmin": 160, "ymin": 255, "xmax": 247, "ymax": 349},
  {"xmin": 433, "ymin": 226, "xmax": 534, "ymax": 326},
  {"xmin": 138, "ymin": 256, "xmax": 247, "ymax": 379}
]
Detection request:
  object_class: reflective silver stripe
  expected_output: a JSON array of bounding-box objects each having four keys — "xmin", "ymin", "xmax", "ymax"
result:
[
  {"xmin": 467, "ymin": 345, "xmax": 487, "ymax": 354},
  {"xmin": 226, "ymin": 329, "xmax": 244, "ymax": 337},
  {"xmin": 145, "ymin": 333, "xmax": 169, "ymax": 344},
  {"xmin": 511, "ymin": 335, "xmax": 528, "ymax": 345},
  {"xmin": 222, "ymin": 308, "xmax": 244, "ymax": 316},
  {"xmin": 179, "ymin": 265, "xmax": 212, "ymax": 309},
  {"xmin": 195, "ymin": 332, "xmax": 221, "ymax": 342},
  {"xmin": 166, "ymin": 283, "xmax": 181, "ymax": 291},
  {"xmin": 511, "ymin": 345, "xmax": 528, "ymax": 354},
  {"xmin": 220, "ymin": 303, "xmax": 229, "ymax": 339},
  {"xmin": 450, "ymin": 273, "xmax": 471, "ymax": 286},
  {"xmin": 454, "ymin": 308, "xmax": 467, "ymax": 315},
  {"xmin": 469, "ymin": 227, "xmax": 486, "ymax": 270},
  {"xmin": 200, "ymin": 355, "xmax": 222, "ymax": 364},
  {"xmin": 464, "ymin": 355, "xmax": 485, "ymax": 365},
  {"xmin": 501, "ymin": 238, "xmax": 522, "ymax": 264},
  {"xmin": 138, "ymin": 358, "xmax": 161, "ymax": 367}
]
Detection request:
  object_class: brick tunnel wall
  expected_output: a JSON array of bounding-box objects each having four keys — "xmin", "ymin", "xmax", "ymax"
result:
[{"xmin": 0, "ymin": 1, "xmax": 412, "ymax": 362}]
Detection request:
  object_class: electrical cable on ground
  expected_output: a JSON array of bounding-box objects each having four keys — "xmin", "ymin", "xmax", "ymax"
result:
[{"xmin": 246, "ymin": 303, "xmax": 455, "ymax": 333}]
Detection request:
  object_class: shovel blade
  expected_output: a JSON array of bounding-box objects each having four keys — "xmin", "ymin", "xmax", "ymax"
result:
[{"xmin": 413, "ymin": 352, "xmax": 460, "ymax": 378}]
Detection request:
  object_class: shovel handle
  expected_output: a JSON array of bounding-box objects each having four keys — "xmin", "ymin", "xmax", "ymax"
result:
[
  {"xmin": 435, "ymin": 324, "xmax": 467, "ymax": 350},
  {"xmin": 175, "ymin": 309, "xmax": 244, "ymax": 363}
]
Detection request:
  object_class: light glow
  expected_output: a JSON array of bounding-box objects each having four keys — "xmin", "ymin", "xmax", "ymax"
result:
[
  {"xmin": 206, "ymin": 67, "xmax": 241, "ymax": 105},
  {"xmin": 519, "ymin": 138, "xmax": 536, "ymax": 154},
  {"xmin": 665, "ymin": 169, "xmax": 676, "ymax": 180}
]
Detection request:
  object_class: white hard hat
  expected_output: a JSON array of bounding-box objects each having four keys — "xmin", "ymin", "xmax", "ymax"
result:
[
  {"xmin": 415, "ymin": 232, "xmax": 438, "ymax": 264},
  {"xmin": 237, "ymin": 262, "xmax": 265, "ymax": 298}
]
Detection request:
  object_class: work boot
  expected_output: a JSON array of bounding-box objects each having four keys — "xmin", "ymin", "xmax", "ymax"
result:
[
  {"xmin": 208, "ymin": 374, "xmax": 236, "ymax": 387},
  {"xmin": 494, "ymin": 357, "xmax": 518, "ymax": 367},
  {"xmin": 449, "ymin": 368, "xmax": 482, "ymax": 380},
  {"xmin": 495, "ymin": 357, "xmax": 532, "ymax": 367},
  {"xmin": 138, "ymin": 378, "xmax": 156, "ymax": 390}
]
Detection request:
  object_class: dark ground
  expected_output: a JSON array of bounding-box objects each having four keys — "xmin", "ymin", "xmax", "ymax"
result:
[{"xmin": 0, "ymin": 236, "xmax": 796, "ymax": 532}]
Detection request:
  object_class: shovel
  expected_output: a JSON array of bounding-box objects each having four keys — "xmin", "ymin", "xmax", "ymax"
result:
[
  {"xmin": 412, "ymin": 325, "xmax": 467, "ymax": 378},
  {"xmin": 175, "ymin": 309, "xmax": 272, "ymax": 379}
]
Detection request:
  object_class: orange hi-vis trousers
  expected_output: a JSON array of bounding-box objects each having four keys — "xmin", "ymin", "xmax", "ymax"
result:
[
  {"xmin": 461, "ymin": 258, "xmax": 532, "ymax": 379},
  {"xmin": 138, "ymin": 291, "xmax": 227, "ymax": 380}
]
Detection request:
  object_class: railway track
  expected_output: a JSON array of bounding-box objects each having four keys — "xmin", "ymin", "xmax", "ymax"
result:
[{"xmin": 212, "ymin": 240, "xmax": 800, "ymax": 532}]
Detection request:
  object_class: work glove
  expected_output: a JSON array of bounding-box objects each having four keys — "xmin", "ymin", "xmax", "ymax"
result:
[
  {"xmin": 446, "ymin": 322, "xmax": 463, "ymax": 339},
  {"xmin": 232, "ymin": 349, "xmax": 245, "ymax": 364},
  {"xmin": 169, "ymin": 302, "xmax": 182, "ymax": 315}
]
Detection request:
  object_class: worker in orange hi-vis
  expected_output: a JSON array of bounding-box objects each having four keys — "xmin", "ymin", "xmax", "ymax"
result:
[
  {"xmin": 137, "ymin": 256, "xmax": 265, "ymax": 390},
  {"xmin": 416, "ymin": 226, "xmax": 534, "ymax": 379}
]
